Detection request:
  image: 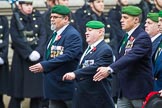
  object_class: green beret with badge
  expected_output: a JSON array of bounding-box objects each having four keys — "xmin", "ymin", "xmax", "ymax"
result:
[
  {"xmin": 86, "ymin": 20, "xmax": 105, "ymax": 29},
  {"xmin": 19, "ymin": 0, "xmax": 33, "ymax": 4},
  {"xmin": 51, "ymin": 5, "xmax": 71, "ymax": 15},
  {"xmin": 159, "ymin": 10, "xmax": 162, "ymax": 18},
  {"xmin": 122, "ymin": 5, "xmax": 142, "ymax": 16},
  {"xmin": 147, "ymin": 12, "xmax": 159, "ymax": 22}
]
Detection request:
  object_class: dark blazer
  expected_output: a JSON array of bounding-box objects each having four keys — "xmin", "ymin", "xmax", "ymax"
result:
[
  {"xmin": 72, "ymin": 40, "xmax": 115, "ymax": 108},
  {"xmin": 41, "ymin": 25, "xmax": 83, "ymax": 100},
  {"xmin": 110, "ymin": 26, "xmax": 153, "ymax": 99},
  {"xmin": 152, "ymin": 35, "xmax": 162, "ymax": 91},
  {"xmin": 152, "ymin": 35, "xmax": 162, "ymax": 57}
]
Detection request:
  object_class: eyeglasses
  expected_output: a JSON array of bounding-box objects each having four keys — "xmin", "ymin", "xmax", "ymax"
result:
[{"xmin": 50, "ymin": 16, "xmax": 63, "ymax": 19}]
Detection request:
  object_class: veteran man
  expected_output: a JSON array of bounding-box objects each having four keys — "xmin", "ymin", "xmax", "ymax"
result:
[
  {"xmin": 93, "ymin": 6, "xmax": 153, "ymax": 108},
  {"xmin": 29, "ymin": 5, "xmax": 82, "ymax": 108},
  {"xmin": 63, "ymin": 20, "xmax": 115, "ymax": 108},
  {"xmin": 145, "ymin": 12, "xmax": 162, "ymax": 91},
  {"xmin": 157, "ymin": 10, "xmax": 162, "ymax": 97}
]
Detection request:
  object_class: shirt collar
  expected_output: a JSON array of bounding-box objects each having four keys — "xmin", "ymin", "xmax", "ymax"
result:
[
  {"xmin": 89, "ymin": 38, "xmax": 103, "ymax": 49},
  {"xmin": 151, "ymin": 33, "xmax": 161, "ymax": 42},
  {"xmin": 55, "ymin": 24, "xmax": 69, "ymax": 36},
  {"xmin": 127, "ymin": 24, "xmax": 140, "ymax": 36}
]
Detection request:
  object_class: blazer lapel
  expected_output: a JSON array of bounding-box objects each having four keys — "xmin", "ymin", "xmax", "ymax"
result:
[{"xmin": 79, "ymin": 41, "xmax": 105, "ymax": 68}]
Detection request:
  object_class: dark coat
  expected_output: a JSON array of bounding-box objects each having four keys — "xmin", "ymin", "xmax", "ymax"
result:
[
  {"xmin": 152, "ymin": 35, "xmax": 162, "ymax": 57},
  {"xmin": 72, "ymin": 41, "xmax": 115, "ymax": 108},
  {"xmin": 110, "ymin": 26, "xmax": 153, "ymax": 99},
  {"xmin": 152, "ymin": 35, "xmax": 162, "ymax": 91},
  {"xmin": 41, "ymin": 25, "xmax": 83, "ymax": 100},
  {"xmin": 8, "ymin": 9, "xmax": 47, "ymax": 98},
  {"xmin": 0, "ymin": 16, "xmax": 9, "ymax": 94}
]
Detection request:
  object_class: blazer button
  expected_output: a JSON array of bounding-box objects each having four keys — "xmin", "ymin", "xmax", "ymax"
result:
[
  {"xmin": 154, "ymin": 78, "xmax": 158, "ymax": 80},
  {"xmin": 75, "ymin": 87, "xmax": 77, "ymax": 91}
]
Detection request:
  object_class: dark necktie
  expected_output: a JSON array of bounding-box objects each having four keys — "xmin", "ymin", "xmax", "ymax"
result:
[
  {"xmin": 46, "ymin": 32, "xmax": 57, "ymax": 59},
  {"xmin": 79, "ymin": 46, "xmax": 91, "ymax": 64},
  {"xmin": 119, "ymin": 33, "xmax": 129, "ymax": 53},
  {"xmin": 85, "ymin": 46, "xmax": 91, "ymax": 55},
  {"xmin": 154, "ymin": 42, "xmax": 162, "ymax": 62}
]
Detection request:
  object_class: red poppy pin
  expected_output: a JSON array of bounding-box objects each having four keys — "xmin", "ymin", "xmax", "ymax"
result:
[
  {"xmin": 130, "ymin": 36, "xmax": 135, "ymax": 41},
  {"xmin": 92, "ymin": 47, "xmax": 96, "ymax": 52},
  {"xmin": 56, "ymin": 35, "xmax": 61, "ymax": 41}
]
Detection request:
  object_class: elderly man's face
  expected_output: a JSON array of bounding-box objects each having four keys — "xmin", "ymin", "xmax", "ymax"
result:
[
  {"xmin": 85, "ymin": 28, "xmax": 103, "ymax": 45},
  {"xmin": 145, "ymin": 19, "xmax": 159, "ymax": 37},
  {"xmin": 158, "ymin": 17, "xmax": 162, "ymax": 33},
  {"xmin": 50, "ymin": 13, "xmax": 67, "ymax": 31}
]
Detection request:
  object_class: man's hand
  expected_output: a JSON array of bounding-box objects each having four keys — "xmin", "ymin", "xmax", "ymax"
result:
[
  {"xmin": 62, "ymin": 72, "xmax": 76, "ymax": 81},
  {"xmin": 93, "ymin": 67, "xmax": 110, "ymax": 81},
  {"xmin": 29, "ymin": 63, "xmax": 44, "ymax": 73}
]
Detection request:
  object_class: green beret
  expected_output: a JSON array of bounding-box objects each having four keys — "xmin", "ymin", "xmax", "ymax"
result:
[
  {"xmin": 159, "ymin": 10, "xmax": 162, "ymax": 18},
  {"xmin": 86, "ymin": 21, "xmax": 105, "ymax": 29},
  {"xmin": 122, "ymin": 6, "xmax": 142, "ymax": 16},
  {"xmin": 51, "ymin": 5, "xmax": 71, "ymax": 15},
  {"xmin": 19, "ymin": 0, "xmax": 33, "ymax": 4},
  {"xmin": 147, "ymin": 12, "xmax": 159, "ymax": 22}
]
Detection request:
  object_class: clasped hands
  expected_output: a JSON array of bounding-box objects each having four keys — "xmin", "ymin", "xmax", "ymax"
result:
[{"xmin": 62, "ymin": 66, "xmax": 110, "ymax": 81}]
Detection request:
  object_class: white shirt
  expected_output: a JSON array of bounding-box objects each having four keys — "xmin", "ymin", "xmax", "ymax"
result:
[
  {"xmin": 47, "ymin": 24, "xmax": 69, "ymax": 48},
  {"xmin": 79, "ymin": 38, "xmax": 103, "ymax": 64},
  {"xmin": 151, "ymin": 33, "xmax": 161, "ymax": 42}
]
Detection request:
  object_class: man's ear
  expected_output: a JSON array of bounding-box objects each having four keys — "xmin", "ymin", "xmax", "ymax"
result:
[{"xmin": 134, "ymin": 17, "xmax": 140, "ymax": 24}]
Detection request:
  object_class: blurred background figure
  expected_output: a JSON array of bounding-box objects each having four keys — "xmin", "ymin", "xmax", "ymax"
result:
[
  {"xmin": 55, "ymin": 0, "xmax": 69, "ymax": 6},
  {"xmin": 151, "ymin": 0, "xmax": 162, "ymax": 12},
  {"xmin": 43, "ymin": 0, "xmax": 56, "ymax": 40},
  {"xmin": 0, "ymin": 15, "xmax": 9, "ymax": 108},
  {"xmin": 108, "ymin": 0, "xmax": 129, "ymax": 30},
  {"xmin": 55, "ymin": 0, "xmax": 79, "ymax": 30},
  {"xmin": 8, "ymin": 0, "xmax": 48, "ymax": 108},
  {"xmin": 75, "ymin": 0, "xmax": 117, "ymax": 57},
  {"xmin": 136, "ymin": 0, "xmax": 153, "ymax": 28},
  {"xmin": 107, "ymin": 0, "xmax": 128, "ymax": 57},
  {"xmin": 145, "ymin": 12, "xmax": 162, "ymax": 91}
]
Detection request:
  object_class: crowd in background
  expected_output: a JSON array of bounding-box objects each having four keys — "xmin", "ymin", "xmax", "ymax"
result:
[{"xmin": 0, "ymin": 0, "xmax": 162, "ymax": 108}]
